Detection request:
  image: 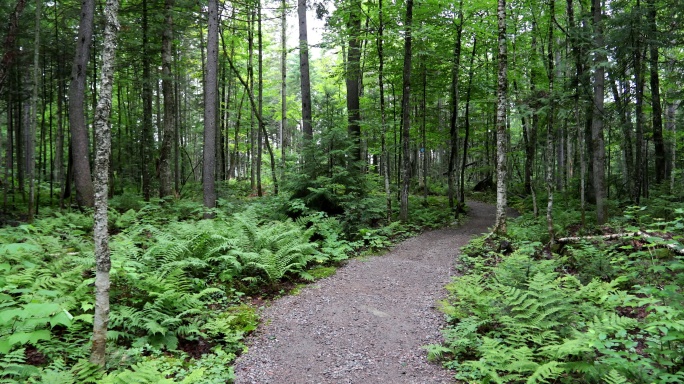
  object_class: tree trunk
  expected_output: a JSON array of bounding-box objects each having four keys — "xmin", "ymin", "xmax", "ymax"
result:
[
  {"xmin": 647, "ymin": 0, "xmax": 665, "ymax": 184},
  {"xmin": 669, "ymin": 101, "xmax": 677, "ymax": 193},
  {"xmin": 28, "ymin": 0, "xmax": 40, "ymax": 221},
  {"xmin": 90, "ymin": 0, "xmax": 119, "ymax": 365},
  {"xmin": 257, "ymin": 1, "xmax": 263, "ymax": 196},
  {"xmin": 141, "ymin": 0, "xmax": 153, "ymax": 201},
  {"xmin": 460, "ymin": 35, "xmax": 476, "ymax": 206},
  {"xmin": 546, "ymin": 0, "xmax": 555, "ymax": 244},
  {"xmin": 634, "ymin": 26, "xmax": 645, "ymax": 203},
  {"xmin": 346, "ymin": 0, "xmax": 362, "ymax": 164},
  {"xmin": 447, "ymin": 4, "xmax": 463, "ymax": 211},
  {"xmin": 377, "ymin": 0, "xmax": 391, "ymax": 222},
  {"xmin": 298, "ymin": 0, "xmax": 313, "ymax": 148},
  {"xmin": 203, "ymin": 0, "xmax": 218, "ymax": 216},
  {"xmin": 399, "ymin": 0, "xmax": 414, "ymax": 222},
  {"xmin": 493, "ymin": 0, "xmax": 508, "ymax": 234},
  {"xmin": 68, "ymin": 0, "xmax": 95, "ymax": 208},
  {"xmin": 591, "ymin": 0, "xmax": 607, "ymax": 224},
  {"xmin": 159, "ymin": 0, "xmax": 175, "ymax": 198},
  {"xmin": 280, "ymin": 0, "xmax": 287, "ymax": 172},
  {"xmin": 610, "ymin": 74, "xmax": 634, "ymax": 197}
]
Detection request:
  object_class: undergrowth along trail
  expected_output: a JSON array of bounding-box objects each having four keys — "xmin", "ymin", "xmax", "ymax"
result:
[{"xmin": 234, "ymin": 201, "xmax": 497, "ymax": 383}]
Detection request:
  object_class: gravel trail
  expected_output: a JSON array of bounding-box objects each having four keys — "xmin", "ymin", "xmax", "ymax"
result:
[{"xmin": 233, "ymin": 201, "xmax": 496, "ymax": 384}]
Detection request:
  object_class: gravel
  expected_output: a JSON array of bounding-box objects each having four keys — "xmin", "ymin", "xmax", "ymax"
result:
[{"xmin": 233, "ymin": 201, "xmax": 497, "ymax": 384}]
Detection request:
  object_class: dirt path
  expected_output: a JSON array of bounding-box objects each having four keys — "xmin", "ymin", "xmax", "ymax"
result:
[{"xmin": 234, "ymin": 201, "xmax": 497, "ymax": 383}]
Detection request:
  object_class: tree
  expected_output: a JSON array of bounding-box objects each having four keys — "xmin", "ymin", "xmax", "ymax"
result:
[
  {"xmin": 91, "ymin": 0, "xmax": 120, "ymax": 365},
  {"xmin": 298, "ymin": 0, "xmax": 313, "ymax": 147},
  {"xmin": 648, "ymin": 0, "xmax": 665, "ymax": 184},
  {"xmin": 377, "ymin": 0, "xmax": 391, "ymax": 221},
  {"xmin": 447, "ymin": 2, "xmax": 463, "ymax": 212},
  {"xmin": 203, "ymin": 0, "xmax": 218, "ymax": 216},
  {"xmin": 346, "ymin": 0, "xmax": 362, "ymax": 164},
  {"xmin": 493, "ymin": 0, "xmax": 508, "ymax": 234},
  {"xmin": 141, "ymin": 0, "xmax": 153, "ymax": 201},
  {"xmin": 591, "ymin": 0, "xmax": 607, "ymax": 224},
  {"xmin": 68, "ymin": 0, "xmax": 96, "ymax": 208},
  {"xmin": 28, "ymin": 0, "xmax": 40, "ymax": 221},
  {"xmin": 280, "ymin": 0, "xmax": 287, "ymax": 171},
  {"xmin": 159, "ymin": 0, "xmax": 175, "ymax": 198},
  {"xmin": 399, "ymin": 0, "xmax": 414, "ymax": 222}
]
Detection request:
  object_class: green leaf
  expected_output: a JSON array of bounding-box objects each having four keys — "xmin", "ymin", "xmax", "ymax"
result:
[
  {"xmin": 50, "ymin": 309, "xmax": 74, "ymax": 328},
  {"xmin": 7, "ymin": 329, "xmax": 51, "ymax": 346}
]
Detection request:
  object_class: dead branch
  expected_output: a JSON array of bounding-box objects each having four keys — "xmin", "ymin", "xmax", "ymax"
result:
[{"xmin": 558, "ymin": 231, "xmax": 684, "ymax": 255}]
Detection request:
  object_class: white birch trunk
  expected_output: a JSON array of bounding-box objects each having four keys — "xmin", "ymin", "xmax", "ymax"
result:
[
  {"xmin": 493, "ymin": 0, "xmax": 508, "ymax": 234},
  {"xmin": 90, "ymin": 0, "xmax": 119, "ymax": 366}
]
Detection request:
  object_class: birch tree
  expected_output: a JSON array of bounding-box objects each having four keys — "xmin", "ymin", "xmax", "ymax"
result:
[
  {"xmin": 493, "ymin": 0, "xmax": 508, "ymax": 234},
  {"xmin": 91, "ymin": 0, "xmax": 120, "ymax": 365}
]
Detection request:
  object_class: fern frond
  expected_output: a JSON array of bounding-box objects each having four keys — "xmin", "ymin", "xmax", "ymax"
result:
[
  {"xmin": 603, "ymin": 369, "xmax": 628, "ymax": 384},
  {"xmin": 525, "ymin": 361, "xmax": 564, "ymax": 384}
]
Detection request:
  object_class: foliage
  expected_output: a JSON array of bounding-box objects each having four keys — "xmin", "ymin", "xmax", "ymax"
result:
[
  {"xmin": 430, "ymin": 203, "xmax": 684, "ymax": 383},
  {"xmin": 0, "ymin": 185, "xmax": 439, "ymax": 381}
]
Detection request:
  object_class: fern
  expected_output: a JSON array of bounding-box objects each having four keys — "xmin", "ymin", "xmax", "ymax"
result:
[
  {"xmin": 525, "ymin": 361, "xmax": 564, "ymax": 384},
  {"xmin": 603, "ymin": 369, "xmax": 629, "ymax": 384}
]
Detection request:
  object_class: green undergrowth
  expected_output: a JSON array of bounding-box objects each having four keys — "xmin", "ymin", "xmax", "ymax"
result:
[
  {"xmin": 0, "ymin": 190, "xmax": 453, "ymax": 382},
  {"xmin": 427, "ymin": 200, "xmax": 684, "ymax": 383}
]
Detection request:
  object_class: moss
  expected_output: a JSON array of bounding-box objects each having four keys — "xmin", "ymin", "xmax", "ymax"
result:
[{"xmin": 308, "ymin": 265, "xmax": 337, "ymax": 280}]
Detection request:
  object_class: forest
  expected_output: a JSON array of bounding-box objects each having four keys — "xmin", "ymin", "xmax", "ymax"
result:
[{"xmin": 0, "ymin": 0, "xmax": 683, "ymax": 381}]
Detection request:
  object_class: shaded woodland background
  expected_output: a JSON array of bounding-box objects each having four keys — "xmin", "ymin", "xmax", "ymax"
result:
[{"xmin": 0, "ymin": 0, "xmax": 681, "ymax": 223}]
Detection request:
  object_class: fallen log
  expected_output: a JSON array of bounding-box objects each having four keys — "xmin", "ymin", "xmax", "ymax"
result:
[{"xmin": 557, "ymin": 231, "xmax": 684, "ymax": 255}]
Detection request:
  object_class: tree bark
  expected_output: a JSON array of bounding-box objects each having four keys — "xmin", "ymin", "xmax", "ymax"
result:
[
  {"xmin": 460, "ymin": 35, "xmax": 476, "ymax": 206},
  {"xmin": 346, "ymin": 0, "xmax": 362, "ymax": 164},
  {"xmin": 257, "ymin": 1, "xmax": 263, "ymax": 196},
  {"xmin": 159, "ymin": 0, "xmax": 176, "ymax": 198},
  {"xmin": 399, "ymin": 0, "xmax": 414, "ymax": 222},
  {"xmin": 591, "ymin": 0, "xmax": 607, "ymax": 224},
  {"xmin": 377, "ymin": 0, "xmax": 391, "ymax": 222},
  {"xmin": 546, "ymin": 0, "xmax": 555, "ymax": 244},
  {"xmin": 68, "ymin": 0, "xmax": 95, "ymax": 208},
  {"xmin": 28, "ymin": 0, "xmax": 40, "ymax": 221},
  {"xmin": 90, "ymin": 0, "xmax": 119, "ymax": 365},
  {"xmin": 493, "ymin": 0, "xmax": 508, "ymax": 234},
  {"xmin": 141, "ymin": 0, "xmax": 153, "ymax": 201},
  {"xmin": 634, "ymin": 28, "xmax": 645, "ymax": 204},
  {"xmin": 203, "ymin": 0, "xmax": 218, "ymax": 216},
  {"xmin": 447, "ymin": 2, "xmax": 463, "ymax": 211},
  {"xmin": 298, "ymin": 0, "xmax": 313, "ymax": 148},
  {"xmin": 280, "ymin": 0, "xmax": 287, "ymax": 172},
  {"xmin": 647, "ymin": 0, "xmax": 665, "ymax": 184}
]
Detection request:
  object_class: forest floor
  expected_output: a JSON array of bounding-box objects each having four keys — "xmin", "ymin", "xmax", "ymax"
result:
[{"xmin": 233, "ymin": 201, "xmax": 498, "ymax": 384}]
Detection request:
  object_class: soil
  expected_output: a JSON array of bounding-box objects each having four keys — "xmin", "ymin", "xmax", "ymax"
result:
[{"xmin": 233, "ymin": 201, "xmax": 498, "ymax": 384}]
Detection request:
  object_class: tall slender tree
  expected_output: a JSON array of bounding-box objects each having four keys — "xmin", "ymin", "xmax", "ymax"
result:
[
  {"xmin": 648, "ymin": 0, "xmax": 665, "ymax": 183},
  {"xmin": 203, "ymin": 0, "xmax": 218, "ymax": 216},
  {"xmin": 91, "ymin": 0, "xmax": 119, "ymax": 365},
  {"xmin": 447, "ymin": 2, "xmax": 463, "ymax": 211},
  {"xmin": 141, "ymin": 0, "xmax": 153, "ymax": 201},
  {"xmin": 591, "ymin": 0, "xmax": 607, "ymax": 223},
  {"xmin": 493, "ymin": 0, "xmax": 508, "ymax": 234},
  {"xmin": 298, "ymin": 0, "xmax": 313, "ymax": 148},
  {"xmin": 68, "ymin": 0, "xmax": 96, "ymax": 208},
  {"xmin": 28, "ymin": 0, "xmax": 40, "ymax": 221},
  {"xmin": 399, "ymin": 0, "xmax": 413, "ymax": 222},
  {"xmin": 346, "ymin": 0, "xmax": 362, "ymax": 164},
  {"xmin": 159, "ymin": 0, "xmax": 176, "ymax": 198},
  {"xmin": 377, "ymin": 0, "xmax": 391, "ymax": 221}
]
